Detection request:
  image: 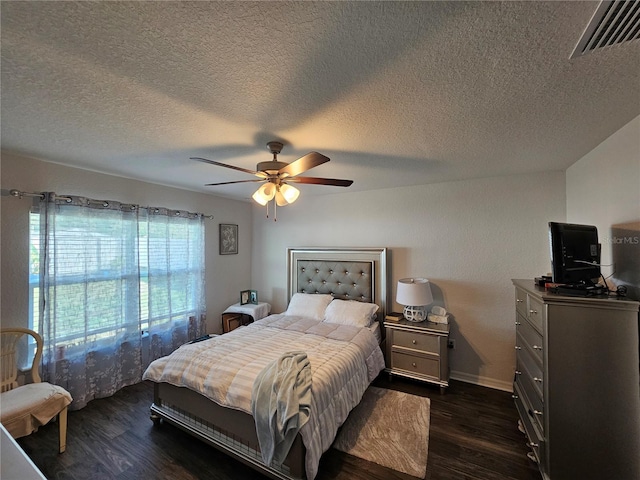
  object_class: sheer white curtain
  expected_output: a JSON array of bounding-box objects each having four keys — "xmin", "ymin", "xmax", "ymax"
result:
[
  {"xmin": 38, "ymin": 194, "xmax": 205, "ymax": 410},
  {"xmin": 141, "ymin": 207, "xmax": 206, "ymax": 364}
]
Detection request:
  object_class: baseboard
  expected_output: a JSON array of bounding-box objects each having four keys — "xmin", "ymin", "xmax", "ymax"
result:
[{"xmin": 450, "ymin": 370, "xmax": 513, "ymax": 392}]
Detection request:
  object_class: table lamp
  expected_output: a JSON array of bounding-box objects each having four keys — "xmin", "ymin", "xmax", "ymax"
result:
[{"xmin": 396, "ymin": 277, "xmax": 433, "ymax": 322}]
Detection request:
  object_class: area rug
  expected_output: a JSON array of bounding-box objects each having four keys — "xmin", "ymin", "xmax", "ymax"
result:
[{"xmin": 332, "ymin": 386, "xmax": 430, "ymax": 478}]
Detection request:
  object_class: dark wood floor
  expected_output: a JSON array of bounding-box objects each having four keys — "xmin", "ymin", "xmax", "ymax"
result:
[{"xmin": 17, "ymin": 376, "xmax": 541, "ymax": 480}]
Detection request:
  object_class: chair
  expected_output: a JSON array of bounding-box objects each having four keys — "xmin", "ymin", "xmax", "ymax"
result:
[{"xmin": 1, "ymin": 327, "xmax": 72, "ymax": 453}]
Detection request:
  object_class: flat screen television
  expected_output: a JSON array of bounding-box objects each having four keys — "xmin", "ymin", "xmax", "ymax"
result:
[{"xmin": 549, "ymin": 222, "xmax": 601, "ymax": 285}]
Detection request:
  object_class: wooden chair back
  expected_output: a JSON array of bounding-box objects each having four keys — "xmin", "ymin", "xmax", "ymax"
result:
[{"xmin": 1, "ymin": 328, "xmax": 43, "ymax": 393}]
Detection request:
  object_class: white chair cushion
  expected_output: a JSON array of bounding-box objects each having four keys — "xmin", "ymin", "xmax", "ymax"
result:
[{"xmin": 0, "ymin": 383, "xmax": 72, "ymax": 439}]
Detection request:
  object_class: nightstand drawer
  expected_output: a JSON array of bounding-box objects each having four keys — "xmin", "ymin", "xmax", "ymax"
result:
[
  {"xmin": 391, "ymin": 351, "xmax": 440, "ymax": 378},
  {"xmin": 393, "ymin": 329, "xmax": 440, "ymax": 354}
]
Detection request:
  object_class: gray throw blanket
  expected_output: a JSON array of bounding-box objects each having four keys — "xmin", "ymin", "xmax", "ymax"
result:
[{"xmin": 251, "ymin": 351, "xmax": 312, "ymax": 467}]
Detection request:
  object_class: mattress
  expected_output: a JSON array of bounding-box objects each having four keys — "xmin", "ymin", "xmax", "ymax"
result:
[{"xmin": 369, "ymin": 320, "xmax": 381, "ymax": 344}]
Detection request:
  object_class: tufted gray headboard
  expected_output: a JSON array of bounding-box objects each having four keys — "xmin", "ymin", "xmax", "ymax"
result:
[{"xmin": 287, "ymin": 247, "xmax": 389, "ymax": 321}]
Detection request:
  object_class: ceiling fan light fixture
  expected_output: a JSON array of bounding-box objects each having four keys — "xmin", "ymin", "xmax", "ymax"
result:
[
  {"xmin": 279, "ymin": 183, "xmax": 300, "ymax": 204},
  {"xmin": 252, "ymin": 182, "xmax": 276, "ymax": 206},
  {"xmin": 275, "ymin": 190, "xmax": 288, "ymax": 207},
  {"xmin": 196, "ymin": 140, "xmax": 351, "ymax": 220}
]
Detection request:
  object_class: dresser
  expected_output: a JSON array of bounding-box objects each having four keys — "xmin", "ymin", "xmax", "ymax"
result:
[
  {"xmin": 384, "ymin": 318, "xmax": 449, "ymax": 393},
  {"xmin": 512, "ymin": 279, "xmax": 640, "ymax": 480}
]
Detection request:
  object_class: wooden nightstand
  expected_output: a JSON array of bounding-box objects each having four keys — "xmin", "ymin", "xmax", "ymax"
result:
[
  {"xmin": 221, "ymin": 302, "xmax": 271, "ymax": 333},
  {"xmin": 221, "ymin": 312, "xmax": 249, "ymax": 333},
  {"xmin": 384, "ymin": 317, "xmax": 450, "ymax": 393}
]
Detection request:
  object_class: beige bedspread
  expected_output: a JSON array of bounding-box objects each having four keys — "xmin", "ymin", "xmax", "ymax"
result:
[{"xmin": 143, "ymin": 314, "xmax": 386, "ymax": 479}]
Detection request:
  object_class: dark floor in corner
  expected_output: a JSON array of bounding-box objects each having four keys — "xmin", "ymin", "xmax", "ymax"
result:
[{"xmin": 17, "ymin": 377, "xmax": 541, "ymax": 480}]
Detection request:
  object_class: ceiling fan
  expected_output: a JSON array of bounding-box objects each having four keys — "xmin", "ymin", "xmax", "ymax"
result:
[{"xmin": 191, "ymin": 141, "xmax": 353, "ymax": 218}]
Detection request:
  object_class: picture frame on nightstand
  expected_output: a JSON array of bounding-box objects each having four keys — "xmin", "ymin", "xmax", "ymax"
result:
[
  {"xmin": 240, "ymin": 290, "xmax": 250, "ymax": 305},
  {"xmin": 249, "ymin": 290, "xmax": 258, "ymax": 304}
]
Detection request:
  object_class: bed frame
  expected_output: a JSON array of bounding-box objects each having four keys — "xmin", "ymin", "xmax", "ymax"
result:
[{"xmin": 149, "ymin": 247, "xmax": 389, "ymax": 480}]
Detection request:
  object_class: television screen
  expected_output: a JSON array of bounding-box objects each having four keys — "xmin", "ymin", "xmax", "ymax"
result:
[{"xmin": 549, "ymin": 222, "xmax": 601, "ymax": 285}]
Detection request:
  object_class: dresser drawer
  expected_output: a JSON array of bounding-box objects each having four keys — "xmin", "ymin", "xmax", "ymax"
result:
[
  {"xmin": 516, "ymin": 316, "xmax": 543, "ymax": 363},
  {"xmin": 393, "ymin": 329, "xmax": 440, "ymax": 354},
  {"xmin": 515, "ymin": 287, "xmax": 528, "ymax": 318},
  {"xmin": 516, "ymin": 335, "xmax": 543, "ymax": 398},
  {"xmin": 527, "ymin": 295, "xmax": 545, "ymax": 334},
  {"xmin": 391, "ymin": 350, "xmax": 440, "ymax": 379},
  {"xmin": 516, "ymin": 359, "xmax": 544, "ymax": 433},
  {"xmin": 514, "ymin": 382, "xmax": 544, "ymax": 465}
]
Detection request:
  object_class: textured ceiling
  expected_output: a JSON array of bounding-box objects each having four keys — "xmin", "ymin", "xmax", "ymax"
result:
[{"xmin": 1, "ymin": 1, "xmax": 639, "ymax": 201}]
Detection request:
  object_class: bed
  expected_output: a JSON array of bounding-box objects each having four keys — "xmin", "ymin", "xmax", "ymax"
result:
[{"xmin": 143, "ymin": 247, "xmax": 389, "ymax": 480}]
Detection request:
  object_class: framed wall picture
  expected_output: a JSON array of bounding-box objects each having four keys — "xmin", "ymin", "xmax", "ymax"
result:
[
  {"xmin": 219, "ymin": 224, "xmax": 238, "ymax": 255},
  {"xmin": 249, "ymin": 290, "xmax": 258, "ymax": 304},
  {"xmin": 240, "ymin": 290, "xmax": 250, "ymax": 305}
]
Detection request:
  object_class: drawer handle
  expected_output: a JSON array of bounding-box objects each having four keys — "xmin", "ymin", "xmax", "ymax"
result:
[
  {"xmin": 529, "ymin": 309, "xmax": 537, "ymax": 315},
  {"xmin": 515, "ymin": 370, "xmax": 522, "ymax": 375},
  {"xmin": 533, "ymin": 377, "xmax": 543, "ymax": 383},
  {"xmin": 515, "ymin": 321, "xmax": 521, "ymax": 326},
  {"xmin": 516, "ymin": 299, "xmax": 523, "ymax": 303},
  {"xmin": 512, "ymin": 394, "xmax": 519, "ymax": 399},
  {"xmin": 412, "ymin": 340, "xmax": 417, "ymax": 345},
  {"xmin": 527, "ymin": 442, "xmax": 539, "ymax": 448},
  {"xmin": 532, "ymin": 345, "xmax": 542, "ymax": 351},
  {"xmin": 411, "ymin": 362, "xmax": 417, "ymax": 367},
  {"xmin": 515, "ymin": 346, "xmax": 522, "ymax": 350},
  {"xmin": 533, "ymin": 410, "xmax": 543, "ymax": 416}
]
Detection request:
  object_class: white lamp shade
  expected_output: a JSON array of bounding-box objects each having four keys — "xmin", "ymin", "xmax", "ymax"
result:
[
  {"xmin": 396, "ymin": 278, "xmax": 433, "ymax": 322},
  {"xmin": 396, "ymin": 278, "xmax": 433, "ymax": 306},
  {"xmin": 275, "ymin": 183, "xmax": 300, "ymax": 206},
  {"xmin": 280, "ymin": 183, "xmax": 300, "ymax": 204},
  {"xmin": 275, "ymin": 190, "xmax": 288, "ymax": 206},
  {"xmin": 252, "ymin": 183, "xmax": 276, "ymax": 205}
]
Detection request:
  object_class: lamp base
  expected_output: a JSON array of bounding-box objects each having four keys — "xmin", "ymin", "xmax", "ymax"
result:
[{"xmin": 403, "ymin": 305, "xmax": 427, "ymax": 322}]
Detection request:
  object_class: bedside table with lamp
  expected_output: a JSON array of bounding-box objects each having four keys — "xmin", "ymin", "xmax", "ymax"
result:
[{"xmin": 384, "ymin": 277, "xmax": 450, "ymax": 393}]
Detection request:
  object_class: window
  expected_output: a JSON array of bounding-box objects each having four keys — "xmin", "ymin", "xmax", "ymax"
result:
[
  {"xmin": 29, "ymin": 207, "xmax": 205, "ymax": 350},
  {"xmin": 28, "ymin": 193, "xmax": 206, "ymax": 410}
]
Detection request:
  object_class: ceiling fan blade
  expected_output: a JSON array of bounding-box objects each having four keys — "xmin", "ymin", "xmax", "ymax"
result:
[
  {"xmin": 191, "ymin": 157, "xmax": 261, "ymax": 176},
  {"xmin": 287, "ymin": 177, "xmax": 354, "ymax": 187},
  {"xmin": 205, "ymin": 179, "xmax": 264, "ymax": 186},
  {"xmin": 278, "ymin": 152, "xmax": 329, "ymax": 178}
]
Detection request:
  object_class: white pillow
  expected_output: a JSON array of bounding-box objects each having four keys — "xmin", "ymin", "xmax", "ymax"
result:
[
  {"xmin": 323, "ymin": 299, "xmax": 379, "ymax": 328},
  {"xmin": 285, "ymin": 293, "xmax": 334, "ymax": 321}
]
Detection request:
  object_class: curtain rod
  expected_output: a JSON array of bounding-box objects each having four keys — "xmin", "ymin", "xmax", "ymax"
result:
[
  {"xmin": 9, "ymin": 189, "xmax": 71, "ymax": 202},
  {"xmin": 8, "ymin": 189, "xmax": 215, "ymax": 219}
]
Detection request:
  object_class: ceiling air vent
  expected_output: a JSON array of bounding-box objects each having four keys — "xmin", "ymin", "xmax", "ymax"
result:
[{"xmin": 570, "ymin": 0, "xmax": 640, "ymax": 58}]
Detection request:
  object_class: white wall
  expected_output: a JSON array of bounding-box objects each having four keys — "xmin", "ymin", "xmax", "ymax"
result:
[
  {"xmin": 566, "ymin": 115, "xmax": 640, "ymax": 299},
  {"xmin": 0, "ymin": 152, "xmax": 253, "ymax": 334},
  {"xmin": 251, "ymin": 171, "xmax": 566, "ymax": 390}
]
